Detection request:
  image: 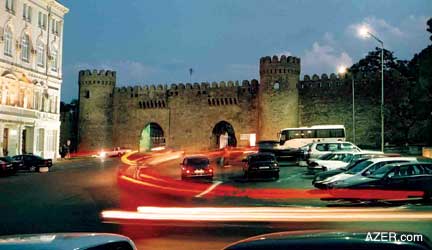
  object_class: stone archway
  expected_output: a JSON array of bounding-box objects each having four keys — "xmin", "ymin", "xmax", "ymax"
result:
[
  {"xmin": 212, "ymin": 121, "xmax": 237, "ymax": 149},
  {"xmin": 139, "ymin": 122, "xmax": 165, "ymax": 152}
]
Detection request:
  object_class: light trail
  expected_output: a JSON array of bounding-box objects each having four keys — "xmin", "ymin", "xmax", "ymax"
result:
[
  {"xmin": 195, "ymin": 181, "xmax": 223, "ymax": 198},
  {"xmin": 101, "ymin": 206, "xmax": 432, "ymax": 222}
]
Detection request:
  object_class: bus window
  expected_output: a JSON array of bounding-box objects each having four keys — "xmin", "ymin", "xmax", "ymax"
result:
[{"xmin": 316, "ymin": 129, "xmax": 330, "ymax": 138}]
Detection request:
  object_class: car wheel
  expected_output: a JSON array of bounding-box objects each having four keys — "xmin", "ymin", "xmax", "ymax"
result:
[{"xmin": 29, "ymin": 166, "xmax": 36, "ymax": 172}]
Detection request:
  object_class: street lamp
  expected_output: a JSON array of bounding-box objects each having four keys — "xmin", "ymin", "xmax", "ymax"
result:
[
  {"xmin": 338, "ymin": 66, "xmax": 355, "ymax": 144},
  {"xmin": 358, "ymin": 25, "xmax": 385, "ymax": 152}
]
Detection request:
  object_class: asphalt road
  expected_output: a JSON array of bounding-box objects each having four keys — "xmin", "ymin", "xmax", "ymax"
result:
[{"xmin": 1, "ymin": 157, "xmax": 432, "ymax": 250}]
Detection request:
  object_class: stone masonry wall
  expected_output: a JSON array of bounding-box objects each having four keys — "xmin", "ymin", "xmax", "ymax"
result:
[{"xmin": 299, "ymin": 73, "xmax": 381, "ymax": 147}]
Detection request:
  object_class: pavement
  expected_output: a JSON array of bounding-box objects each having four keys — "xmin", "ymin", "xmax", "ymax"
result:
[{"xmin": 1, "ymin": 157, "xmax": 432, "ymax": 250}]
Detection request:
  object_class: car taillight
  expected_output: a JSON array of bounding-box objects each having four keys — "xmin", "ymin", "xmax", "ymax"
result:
[{"xmin": 208, "ymin": 168, "xmax": 213, "ymax": 172}]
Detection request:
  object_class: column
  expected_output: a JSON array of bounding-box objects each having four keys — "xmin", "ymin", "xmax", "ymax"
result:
[{"xmin": 17, "ymin": 124, "xmax": 23, "ymax": 155}]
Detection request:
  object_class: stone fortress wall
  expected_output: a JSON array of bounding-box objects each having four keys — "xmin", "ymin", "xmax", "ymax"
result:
[{"xmin": 77, "ymin": 55, "xmax": 383, "ymax": 152}]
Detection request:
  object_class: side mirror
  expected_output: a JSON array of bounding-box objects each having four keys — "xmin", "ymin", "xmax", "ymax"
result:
[{"xmin": 364, "ymin": 170, "xmax": 371, "ymax": 176}]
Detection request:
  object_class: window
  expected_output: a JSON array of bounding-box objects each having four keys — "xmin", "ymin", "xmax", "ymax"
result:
[
  {"xmin": 22, "ymin": 4, "xmax": 32, "ymax": 22},
  {"xmin": 5, "ymin": 0, "xmax": 15, "ymax": 13},
  {"xmin": 50, "ymin": 49, "xmax": 58, "ymax": 71},
  {"xmin": 84, "ymin": 90, "xmax": 90, "ymax": 98},
  {"xmin": 21, "ymin": 35, "xmax": 30, "ymax": 62},
  {"xmin": 51, "ymin": 19, "xmax": 60, "ymax": 35},
  {"xmin": 3, "ymin": 26, "xmax": 13, "ymax": 57},
  {"xmin": 38, "ymin": 12, "xmax": 47, "ymax": 29},
  {"xmin": 36, "ymin": 41, "xmax": 45, "ymax": 67}
]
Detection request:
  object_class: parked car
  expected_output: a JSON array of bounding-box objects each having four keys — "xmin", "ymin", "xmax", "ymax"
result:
[
  {"xmin": 0, "ymin": 233, "xmax": 137, "ymax": 250},
  {"xmin": 257, "ymin": 140, "xmax": 302, "ymax": 162},
  {"xmin": 314, "ymin": 157, "xmax": 418, "ymax": 189},
  {"xmin": 242, "ymin": 152, "xmax": 279, "ymax": 180},
  {"xmin": 99, "ymin": 147, "xmax": 132, "ymax": 158},
  {"xmin": 307, "ymin": 151, "xmax": 397, "ymax": 173},
  {"xmin": 11, "ymin": 154, "xmax": 53, "ymax": 172},
  {"xmin": 0, "ymin": 159, "xmax": 14, "ymax": 176},
  {"xmin": 0, "ymin": 156, "xmax": 24, "ymax": 175},
  {"xmin": 299, "ymin": 141, "xmax": 361, "ymax": 166},
  {"xmin": 223, "ymin": 231, "xmax": 432, "ymax": 250},
  {"xmin": 328, "ymin": 162, "xmax": 432, "ymax": 199},
  {"xmin": 180, "ymin": 155, "xmax": 213, "ymax": 180}
]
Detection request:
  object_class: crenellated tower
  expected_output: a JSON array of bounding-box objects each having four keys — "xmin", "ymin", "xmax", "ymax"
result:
[
  {"xmin": 258, "ymin": 55, "xmax": 301, "ymax": 140},
  {"xmin": 78, "ymin": 70, "xmax": 116, "ymax": 151}
]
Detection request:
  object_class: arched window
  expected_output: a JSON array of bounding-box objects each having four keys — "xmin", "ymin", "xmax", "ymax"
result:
[
  {"xmin": 36, "ymin": 40, "xmax": 45, "ymax": 67},
  {"xmin": 4, "ymin": 26, "xmax": 13, "ymax": 57},
  {"xmin": 21, "ymin": 34, "xmax": 30, "ymax": 62}
]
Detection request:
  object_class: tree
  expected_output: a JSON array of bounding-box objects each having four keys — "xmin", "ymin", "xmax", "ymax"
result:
[
  {"xmin": 349, "ymin": 47, "xmax": 425, "ymax": 144},
  {"xmin": 349, "ymin": 47, "xmax": 398, "ymax": 75},
  {"xmin": 427, "ymin": 18, "xmax": 432, "ymax": 42}
]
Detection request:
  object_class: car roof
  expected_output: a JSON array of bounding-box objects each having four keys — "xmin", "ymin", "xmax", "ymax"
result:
[
  {"xmin": 224, "ymin": 231, "xmax": 432, "ymax": 250},
  {"xmin": 366, "ymin": 157, "xmax": 418, "ymax": 163},
  {"xmin": 184, "ymin": 155, "xmax": 209, "ymax": 159},
  {"xmin": 313, "ymin": 141, "xmax": 353, "ymax": 145},
  {"xmin": 248, "ymin": 152, "xmax": 275, "ymax": 157}
]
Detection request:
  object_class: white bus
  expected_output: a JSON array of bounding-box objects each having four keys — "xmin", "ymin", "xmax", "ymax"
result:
[{"xmin": 278, "ymin": 125, "xmax": 346, "ymax": 148}]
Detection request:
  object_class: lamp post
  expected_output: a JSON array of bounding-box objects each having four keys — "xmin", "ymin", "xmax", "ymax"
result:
[
  {"xmin": 359, "ymin": 26, "xmax": 385, "ymax": 152},
  {"xmin": 338, "ymin": 66, "xmax": 355, "ymax": 144}
]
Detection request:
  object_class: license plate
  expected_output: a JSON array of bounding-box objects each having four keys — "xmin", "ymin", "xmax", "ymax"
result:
[
  {"xmin": 259, "ymin": 166, "xmax": 270, "ymax": 169},
  {"xmin": 194, "ymin": 169, "xmax": 205, "ymax": 174}
]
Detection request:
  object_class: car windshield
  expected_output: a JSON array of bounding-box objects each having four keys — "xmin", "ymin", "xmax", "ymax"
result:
[
  {"xmin": 0, "ymin": 156, "xmax": 13, "ymax": 162},
  {"xmin": 187, "ymin": 158, "xmax": 209, "ymax": 167},
  {"xmin": 324, "ymin": 153, "xmax": 353, "ymax": 162},
  {"xmin": 249, "ymin": 155, "xmax": 275, "ymax": 162},
  {"xmin": 258, "ymin": 141, "xmax": 278, "ymax": 149},
  {"xmin": 345, "ymin": 160, "xmax": 373, "ymax": 174}
]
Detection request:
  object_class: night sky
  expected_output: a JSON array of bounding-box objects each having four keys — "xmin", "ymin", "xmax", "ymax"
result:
[{"xmin": 60, "ymin": 0, "xmax": 431, "ymax": 102}]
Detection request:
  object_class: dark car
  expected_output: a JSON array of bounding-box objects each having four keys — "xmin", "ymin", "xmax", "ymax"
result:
[
  {"xmin": 257, "ymin": 140, "xmax": 302, "ymax": 162},
  {"xmin": 0, "ymin": 159, "xmax": 14, "ymax": 176},
  {"xmin": 331, "ymin": 162, "xmax": 432, "ymax": 198},
  {"xmin": 223, "ymin": 231, "xmax": 432, "ymax": 250},
  {"xmin": 11, "ymin": 154, "xmax": 53, "ymax": 172},
  {"xmin": 0, "ymin": 156, "xmax": 24, "ymax": 175},
  {"xmin": 242, "ymin": 153, "xmax": 279, "ymax": 180},
  {"xmin": 180, "ymin": 155, "xmax": 213, "ymax": 180}
]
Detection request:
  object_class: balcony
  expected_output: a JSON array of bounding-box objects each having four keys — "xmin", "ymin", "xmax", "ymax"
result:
[{"xmin": 0, "ymin": 105, "xmax": 59, "ymax": 121}]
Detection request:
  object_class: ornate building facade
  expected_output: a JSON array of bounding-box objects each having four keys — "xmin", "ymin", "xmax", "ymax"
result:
[{"xmin": 0, "ymin": 0, "xmax": 68, "ymax": 158}]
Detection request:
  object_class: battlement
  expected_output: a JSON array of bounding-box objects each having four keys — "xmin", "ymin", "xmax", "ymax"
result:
[
  {"xmin": 114, "ymin": 79, "xmax": 259, "ymax": 94},
  {"xmin": 259, "ymin": 55, "xmax": 301, "ymax": 75},
  {"xmin": 260, "ymin": 55, "xmax": 301, "ymax": 65},
  {"xmin": 78, "ymin": 69, "xmax": 116, "ymax": 86},
  {"xmin": 79, "ymin": 69, "xmax": 116, "ymax": 78}
]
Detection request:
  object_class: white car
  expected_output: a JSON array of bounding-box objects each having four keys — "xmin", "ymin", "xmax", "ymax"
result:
[
  {"xmin": 307, "ymin": 151, "xmax": 387, "ymax": 172},
  {"xmin": 314, "ymin": 157, "xmax": 418, "ymax": 189},
  {"xmin": 299, "ymin": 141, "xmax": 360, "ymax": 166},
  {"xmin": 99, "ymin": 147, "xmax": 132, "ymax": 158}
]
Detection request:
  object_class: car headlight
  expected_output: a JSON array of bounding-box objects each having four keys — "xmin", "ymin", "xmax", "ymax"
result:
[{"xmin": 99, "ymin": 151, "xmax": 107, "ymax": 158}]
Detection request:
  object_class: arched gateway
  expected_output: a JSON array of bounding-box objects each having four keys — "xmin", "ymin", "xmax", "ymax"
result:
[
  {"xmin": 139, "ymin": 122, "xmax": 165, "ymax": 152},
  {"xmin": 212, "ymin": 121, "xmax": 237, "ymax": 149}
]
